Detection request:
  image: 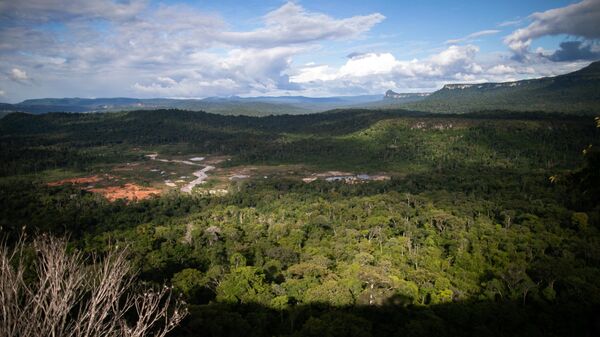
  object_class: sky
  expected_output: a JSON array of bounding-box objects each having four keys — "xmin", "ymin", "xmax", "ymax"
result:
[{"xmin": 0, "ymin": 0, "xmax": 599, "ymax": 102}]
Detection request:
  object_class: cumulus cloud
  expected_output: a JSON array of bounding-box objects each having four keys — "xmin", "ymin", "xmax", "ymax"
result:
[
  {"xmin": 445, "ymin": 30, "xmax": 500, "ymax": 45},
  {"xmin": 487, "ymin": 64, "xmax": 517, "ymax": 75},
  {"xmin": 219, "ymin": 2, "xmax": 385, "ymax": 47},
  {"xmin": 120, "ymin": 1, "xmax": 384, "ymax": 96},
  {"xmin": 289, "ymin": 64, "xmax": 338, "ymax": 84},
  {"xmin": 133, "ymin": 46, "xmax": 308, "ymax": 96},
  {"xmin": 290, "ymin": 44, "xmax": 585, "ymax": 94},
  {"xmin": 0, "ymin": 0, "xmax": 592, "ymax": 100},
  {"xmin": 505, "ymin": 0, "xmax": 600, "ymax": 58},
  {"xmin": 339, "ymin": 53, "xmax": 398, "ymax": 77},
  {"xmin": 293, "ymin": 45, "xmax": 481, "ymax": 84},
  {"xmin": 9, "ymin": 68, "xmax": 29, "ymax": 82},
  {"xmin": 430, "ymin": 45, "xmax": 480, "ymax": 69},
  {"xmin": 0, "ymin": 1, "xmax": 387, "ymax": 99},
  {"xmin": 292, "ymin": 45, "xmax": 486, "ymax": 91}
]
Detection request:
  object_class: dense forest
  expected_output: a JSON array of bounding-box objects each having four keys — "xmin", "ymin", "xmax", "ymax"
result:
[{"xmin": 1, "ymin": 109, "xmax": 599, "ymax": 336}]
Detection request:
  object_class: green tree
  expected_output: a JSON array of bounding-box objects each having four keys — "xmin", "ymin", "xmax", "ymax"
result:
[{"xmin": 216, "ymin": 266, "xmax": 272, "ymax": 304}]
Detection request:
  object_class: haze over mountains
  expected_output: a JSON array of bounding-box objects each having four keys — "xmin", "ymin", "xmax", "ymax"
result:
[
  {"xmin": 0, "ymin": 95, "xmax": 383, "ymax": 117},
  {"xmin": 1, "ymin": 61, "xmax": 599, "ymax": 117}
]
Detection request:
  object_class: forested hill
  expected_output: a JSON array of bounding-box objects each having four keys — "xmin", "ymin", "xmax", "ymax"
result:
[
  {"xmin": 1, "ymin": 108, "xmax": 597, "ymax": 177},
  {"xmin": 400, "ymin": 60, "xmax": 600, "ymax": 114},
  {"xmin": 0, "ymin": 98, "xmax": 311, "ymax": 117},
  {"xmin": 0, "ymin": 95, "xmax": 383, "ymax": 117}
]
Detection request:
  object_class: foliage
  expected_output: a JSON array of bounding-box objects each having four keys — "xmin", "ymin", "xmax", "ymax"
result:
[
  {"xmin": 399, "ymin": 61, "xmax": 600, "ymax": 114},
  {"xmin": 0, "ymin": 109, "xmax": 599, "ymax": 336}
]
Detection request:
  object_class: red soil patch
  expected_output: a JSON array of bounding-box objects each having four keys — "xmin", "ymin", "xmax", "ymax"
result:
[
  {"xmin": 88, "ymin": 183, "xmax": 161, "ymax": 202},
  {"xmin": 47, "ymin": 175, "xmax": 104, "ymax": 186}
]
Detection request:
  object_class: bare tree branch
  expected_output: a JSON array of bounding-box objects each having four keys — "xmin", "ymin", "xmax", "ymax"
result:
[{"xmin": 0, "ymin": 234, "xmax": 187, "ymax": 337}]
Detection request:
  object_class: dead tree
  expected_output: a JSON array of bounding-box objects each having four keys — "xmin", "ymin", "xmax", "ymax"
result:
[{"xmin": 0, "ymin": 234, "xmax": 187, "ymax": 337}]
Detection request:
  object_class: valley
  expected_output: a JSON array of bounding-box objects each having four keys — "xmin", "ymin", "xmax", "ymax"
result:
[{"xmin": 1, "ymin": 105, "xmax": 598, "ymax": 336}]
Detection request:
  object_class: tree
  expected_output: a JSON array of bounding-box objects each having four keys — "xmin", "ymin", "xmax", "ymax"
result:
[
  {"xmin": 171, "ymin": 268, "xmax": 206, "ymax": 303},
  {"xmin": 0, "ymin": 234, "xmax": 186, "ymax": 337},
  {"xmin": 216, "ymin": 266, "xmax": 272, "ymax": 305}
]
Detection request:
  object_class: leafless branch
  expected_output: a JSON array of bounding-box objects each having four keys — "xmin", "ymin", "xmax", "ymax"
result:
[{"xmin": 0, "ymin": 234, "xmax": 187, "ymax": 337}]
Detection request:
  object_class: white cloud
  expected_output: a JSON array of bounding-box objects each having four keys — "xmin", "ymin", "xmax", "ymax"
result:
[
  {"xmin": 293, "ymin": 45, "xmax": 482, "ymax": 86},
  {"xmin": 133, "ymin": 46, "xmax": 308, "ymax": 96},
  {"xmin": 446, "ymin": 30, "xmax": 501, "ymax": 44},
  {"xmin": 430, "ymin": 45, "xmax": 479, "ymax": 67},
  {"xmin": 0, "ymin": 0, "xmax": 593, "ymax": 101},
  {"xmin": 505, "ymin": 0, "xmax": 600, "ymax": 57},
  {"xmin": 219, "ymin": 2, "xmax": 385, "ymax": 47},
  {"xmin": 292, "ymin": 45, "xmax": 483, "ymax": 91},
  {"xmin": 9, "ymin": 68, "xmax": 29, "ymax": 82},
  {"xmin": 339, "ymin": 53, "xmax": 398, "ymax": 77},
  {"xmin": 289, "ymin": 44, "xmax": 588, "ymax": 94},
  {"xmin": 0, "ymin": 89, "xmax": 5, "ymax": 96},
  {"xmin": 120, "ymin": 1, "xmax": 384, "ymax": 97},
  {"xmin": 134, "ymin": 77, "xmax": 241, "ymax": 98},
  {"xmin": 0, "ymin": 1, "xmax": 387, "ymax": 99},
  {"xmin": 498, "ymin": 19, "xmax": 523, "ymax": 27},
  {"xmin": 289, "ymin": 64, "xmax": 337, "ymax": 83},
  {"xmin": 487, "ymin": 64, "xmax": 517, "ymax": 75}
]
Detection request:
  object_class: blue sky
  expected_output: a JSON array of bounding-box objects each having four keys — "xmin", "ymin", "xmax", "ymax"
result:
[{"xmin": 0, "ymin": 0, "xmax": 599, "ymax": 101}]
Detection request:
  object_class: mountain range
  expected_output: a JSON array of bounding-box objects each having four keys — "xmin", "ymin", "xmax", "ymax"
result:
[
  {"xmin": 1, "ymin": 61, "xmax": 598, "ymax": 117},
  {"xmin": 0, "ymin": 95, "xmax": 382, "ymax": 117}
]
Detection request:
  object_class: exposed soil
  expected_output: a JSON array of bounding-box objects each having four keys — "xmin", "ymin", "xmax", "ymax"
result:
[{"xmin": 88, "ymin": 183, "xmax": 161, "ymax": 202}]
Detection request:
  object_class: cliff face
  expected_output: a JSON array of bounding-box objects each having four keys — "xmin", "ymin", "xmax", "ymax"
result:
[
  {"xmin": 438, "ymin": 60, "xmax": 600, "ymax": 92},
  {"xmin": 385, "ymin": 90, "xmax": 430, "ymax": 99},
  {"xmin": 400, "ymin": 60, "xmax": 600, "ymax": 114},
  {"xmin": 441, "ymin": 81, "xmax": 530, "ymax": 91}
]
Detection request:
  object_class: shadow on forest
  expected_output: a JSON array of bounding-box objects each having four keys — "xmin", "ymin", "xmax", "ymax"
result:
[{"xmin": 172, "ymin": 298, "xmax": 600, "ymax": 337}]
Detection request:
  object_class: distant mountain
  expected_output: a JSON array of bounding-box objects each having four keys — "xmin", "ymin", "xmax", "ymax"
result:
[
  {"xmin": 348, "ymin": 90, "xmax": 430, "ymax": 109},
  {"xmin": 400, "ymin": 60, "xmax": 600, "ymax": 114},
  {"xmin": 6, "ymin": 62, "xmax": 596, "ymax": 117},
  {"xmin": 0, "ymin": 97, "xmax": 309, "ymax": 117},
  {"xmin": 384, "ymin": 90, "xmax": 430, "ymax": 100},
  {"xmin": 0, "ymin": 94, "xmax": 383, "ymax": 117}
]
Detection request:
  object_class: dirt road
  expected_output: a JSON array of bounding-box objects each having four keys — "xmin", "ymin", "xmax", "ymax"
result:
[{"xmin": 181, "ymin": 165, "xmax": 215, "ymax": 193}]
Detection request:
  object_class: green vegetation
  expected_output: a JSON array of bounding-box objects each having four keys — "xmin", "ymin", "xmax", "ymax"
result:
[
  {"xmin": 1, "ymin": 109, "xmax": 595, "ymax": 176},
  {"xmin": 0, "ymin": 97, "xmax": 311, "ymax": 117},
  {"xmin": 0, "ymin": 95, "xmax": 383, "ymax": 117},
  {"xmin": 1, "ymin": 108, "xmax": 599, "ymax": 336},
  {"xmin": 4, "ymin": 62, "xmax": 599, "ymax": 118},
  {"xmin": 396, "ymin": 61, "xmax": 600, "ymax": 114}
]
